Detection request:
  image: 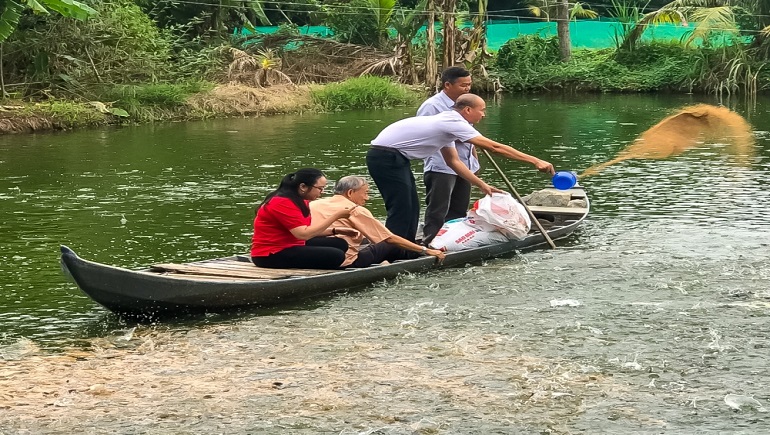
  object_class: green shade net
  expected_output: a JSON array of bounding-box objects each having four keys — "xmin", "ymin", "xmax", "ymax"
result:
[{"xmin": 242, "ymin": 19, "xmax": 730, "ymax": 50}]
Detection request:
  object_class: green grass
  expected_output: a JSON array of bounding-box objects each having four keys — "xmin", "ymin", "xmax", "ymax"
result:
[
  {"xmin": 23, "ymin": 101, "xmax": 106, "ymax": 129},
  {"xmin": 310, "ymin": 76, "xmax": 419, "ymax": 110},
  {"xmin": 94, "ymin": 81, "xmax": 215, "ymax": 120}
]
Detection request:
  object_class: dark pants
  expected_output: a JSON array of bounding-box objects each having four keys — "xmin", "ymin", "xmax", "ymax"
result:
[
  {"xmin": 366, "ymin": 147, "xmax": 419, "ymax": 242},
  {"xmin": 422, "ymin": 171, "xmax": 472, "ymax": 244},
  {"xmin": 252, "ymin": 236, "xmax": 348, "ymax": 269},
  {"xmin": 350, "ymin": 241, "xmax": 417, "ymax": 268}
]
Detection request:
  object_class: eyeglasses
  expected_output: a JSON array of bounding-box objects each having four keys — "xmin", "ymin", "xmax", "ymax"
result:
[{"xmin": 311, "ymin": 185, "xmax": 326, "ymax": 192}]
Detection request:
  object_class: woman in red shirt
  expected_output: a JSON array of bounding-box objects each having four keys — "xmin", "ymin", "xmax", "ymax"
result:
[{"xmin": 251, "ymin": 168, "xmax": 356, "ymax": 269}]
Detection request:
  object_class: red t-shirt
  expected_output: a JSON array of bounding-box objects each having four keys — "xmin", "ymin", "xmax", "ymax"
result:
[{"xmin": 251, "ymin": 196, "xmax": 311, "ymax": 257}]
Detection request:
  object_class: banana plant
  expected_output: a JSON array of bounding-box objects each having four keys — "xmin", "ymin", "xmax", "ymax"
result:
[
  {"xmin": 389, "ymin": 0, "xmax": 427, "ymax": 83},
  {"xmin": 368, "ymin": 0, "xmax": 396, "ymax": 47},
  {"xmin": 218, "ymin": 0, "xmax": 271, "ymax": 33},
  {"xmin": 1, "ymin": 0, "xmax": 96, "ymax": 43}
]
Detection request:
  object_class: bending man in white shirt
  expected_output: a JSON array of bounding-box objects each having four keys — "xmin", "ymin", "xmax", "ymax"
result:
[{"xmin": 366, "ymin": 93, "xmax": 555, "ymax": 242}]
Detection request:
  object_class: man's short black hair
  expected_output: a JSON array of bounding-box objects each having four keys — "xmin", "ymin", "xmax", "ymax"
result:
[{"xmin": 441, "ymin": 66, "xmax": 470, "ymax": 85}]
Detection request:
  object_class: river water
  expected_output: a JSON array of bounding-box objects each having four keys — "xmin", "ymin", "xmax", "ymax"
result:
[{"xmin": 1, "ymin": 93, "xmax": 769, "ymax": 433}]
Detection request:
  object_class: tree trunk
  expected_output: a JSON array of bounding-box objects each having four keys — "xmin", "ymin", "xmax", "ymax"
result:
[
  {"xmin": 556, "ymin": 0, "xmax": 571, "ymax": 62},
  {"xmin": 426, "ymin": 0, "xmax": 437, "ymax": 89},
  {"xmin": 441, "ymin": 0, "xmax": 456, "ymax": 69}
]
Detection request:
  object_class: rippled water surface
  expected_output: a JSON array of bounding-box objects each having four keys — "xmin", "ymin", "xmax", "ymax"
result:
[{"xmin": 1, "ymin": 94, "xmax": 769, "ymax": 433}]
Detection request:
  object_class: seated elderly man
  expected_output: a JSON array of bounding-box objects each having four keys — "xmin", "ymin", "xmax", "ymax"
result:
[{"xmin": 310, "ymin": 175, "xmax": 445, "ymax": 268}]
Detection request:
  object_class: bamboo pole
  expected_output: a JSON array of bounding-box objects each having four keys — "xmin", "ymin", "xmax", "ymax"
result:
[{"xmin": 426, "ymin": 0, "xmax": 437, "ymax": 89}]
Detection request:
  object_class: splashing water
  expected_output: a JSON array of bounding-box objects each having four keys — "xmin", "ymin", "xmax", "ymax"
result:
[
  {"xmin": 724, "ymin": 394, "xmax": 767, "ymax": 412},
  {"xmin": 580, "ymin": 104, "xmax": 756, "ymax": 178}
]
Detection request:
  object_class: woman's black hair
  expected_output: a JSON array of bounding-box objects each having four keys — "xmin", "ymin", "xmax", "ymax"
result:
[{"xmin": 257, "ymin": 168, "xmax": 324, "ymax": 217}]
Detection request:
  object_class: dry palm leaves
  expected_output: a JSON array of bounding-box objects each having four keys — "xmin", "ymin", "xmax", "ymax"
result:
[
  {"xmin": 226, "ymin": 48, "xmax": 294, "ymax": 88},
  {"xmin": 248, "ymin": 34, "xmax": 398, "ymax": 83}
]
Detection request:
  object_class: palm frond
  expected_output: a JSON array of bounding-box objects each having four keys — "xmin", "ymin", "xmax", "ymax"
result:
[
  {"xmin": 528, "ymin": 6, "xmax": 547, "ymax": 19},
  {"xmin": 227, "ymin": 47, "xmax": 258, "ymax": 83},
  {"xmin": 648, "ymin": 9, "xmax": 688, "ymax": 25},
  {"xmin": 369, "ymin": 0, "xmax": 396, "ymax": 35},
  {"xmin": 621, "ymin": 9, "xmax": 687, "ymax": 50},
  {"xmin": 571, "ymin": 2, "xmax": 598, "ymax": 19},
  {"xmin": 359, "ymin": 57, "xmax": 399, "ymax": 77},
  {"xmin": 660, "ymin": 0, "xmax": 727, "ymax": 9},
  {"xmin": 683, "ymin": 6, "xmax": 737, "ymax": 46}
]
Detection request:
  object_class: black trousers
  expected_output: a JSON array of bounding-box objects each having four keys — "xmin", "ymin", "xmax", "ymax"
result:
[
  {"xmin": 422, "ymin": 171, "xmax": 472, "ymax": 244},
  {"xmin": 252, "ymin": 236, "xmax": 348, "ymax": 269},
  {"xmin": 366, "ymin": 147, "xmax": 419, "ymax": 242},
  {"xmin": 350, "ymin": 241, "xmax": 417, "ymax": 268}
]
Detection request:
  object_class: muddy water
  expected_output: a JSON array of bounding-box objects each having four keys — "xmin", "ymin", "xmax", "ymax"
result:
[{"xmin": 1, "ymin": 93, "xmax": 769, "ymax": 433}]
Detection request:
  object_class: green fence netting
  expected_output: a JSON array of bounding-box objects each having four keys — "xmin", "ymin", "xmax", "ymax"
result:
[{"xmin": 247, "ymin": 19, "xmax": 729, "ymax": 50}]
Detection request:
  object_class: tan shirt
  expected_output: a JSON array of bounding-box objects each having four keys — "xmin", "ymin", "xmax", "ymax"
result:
[{"xmin": 310, "ymin": 195, "xmax": 394, "ymax": 266}]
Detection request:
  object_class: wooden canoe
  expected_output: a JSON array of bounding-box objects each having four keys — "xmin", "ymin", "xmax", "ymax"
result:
[{"xmin": 60, "ymin": 186, "xmax": 589, "ymax": 319}]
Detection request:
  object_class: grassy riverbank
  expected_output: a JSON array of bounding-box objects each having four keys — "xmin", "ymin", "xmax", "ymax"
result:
[
  {"xmin": 0, "ymin": 84, "xmax": 314, "ymax": 134},
  {"xmin": 0, "ymin": 77, "xmax": 422, "ymax": 135},
  {"xmin": 3, "ymin": 38, "xmax": 768, "ymax": 135}
]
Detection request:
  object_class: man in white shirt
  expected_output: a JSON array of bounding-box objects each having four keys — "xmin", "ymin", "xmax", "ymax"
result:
[
  {"xmin": 366, "ymin": 93, "xmax": 555, "ymax": 242},
  {"xmin": 418, "ymin": 66, "xmax": 479, "ymax": 244}
]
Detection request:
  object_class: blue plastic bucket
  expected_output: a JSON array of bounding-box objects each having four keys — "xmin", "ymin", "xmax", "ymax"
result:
[{"xmin": 552, "ymin": 171, "xmax": 577, "ymax": 190}]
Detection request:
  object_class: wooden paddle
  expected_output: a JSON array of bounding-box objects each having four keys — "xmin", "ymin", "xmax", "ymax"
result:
[{"xmin": 480, "ymin": 149, "xmax": 557, "ymax": 250}]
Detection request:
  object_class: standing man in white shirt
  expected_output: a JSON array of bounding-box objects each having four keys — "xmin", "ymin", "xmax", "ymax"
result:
[
  {"xmin": 417, "ymin": 66, "xmax": 478, "ymax": 244},
  {"xmin": 366, "ymin": 93, "xmax": 555, "ymax": 243}
]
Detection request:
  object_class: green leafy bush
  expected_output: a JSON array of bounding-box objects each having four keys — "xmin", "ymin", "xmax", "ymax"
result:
[
  {"xmin": 322, "ymin": 0, "xmax": 380, "ymax": 46},
  {"xmin": 493, "ymin": 38, "xmax": 699, "ymax": 92},
  {"xmin": 3, "ymin": 0, "xmax": 172, "ymax": 93},
  {"xmin": 493, "ymin": 35, "xmax": 562, "ymax": 91},
  {"xmin": 310, "ymin": 76, "xmax": 418, "ymax": 110},
  {"xmin": 495, "ymin": 35, "xmax": 561, "ymax": 71}
]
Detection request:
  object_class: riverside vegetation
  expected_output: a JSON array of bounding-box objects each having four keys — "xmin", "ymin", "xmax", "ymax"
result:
[{"xmin": 0, "ymin": 0, "xmax": 768, "ymax": 134}]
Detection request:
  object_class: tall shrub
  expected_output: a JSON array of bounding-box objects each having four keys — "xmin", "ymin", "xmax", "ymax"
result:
[{"xmin": 3, "ymin": 0, "xmax": 171, "ymax": 94}]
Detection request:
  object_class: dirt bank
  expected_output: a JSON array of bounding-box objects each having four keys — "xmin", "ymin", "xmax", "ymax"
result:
[{"xmin": 0, "ymin": 83, "xmax": 315, "ymax": 135}]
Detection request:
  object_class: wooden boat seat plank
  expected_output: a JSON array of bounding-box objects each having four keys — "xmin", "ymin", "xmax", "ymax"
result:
[
  {"xmin": 150, "ymin": 263, "xmax": 334, "ymax": 280},
  {"xmin": 195, "ymin": 260, "xmax": 332, "ymax": 276},
  {"xmin": 186, "ymin": 261, "xmax": 268, "ymax": 271},
  {"xmin": 157, "ymin": 272, "xmax": 270, "ymax": 282},
  {"xmin": 537, "ymin": 187, "xmax": 587, "ymax": 199},
  {"xmin": 527, "ymin": 205, "xmax": 589, "ymax": 215}
]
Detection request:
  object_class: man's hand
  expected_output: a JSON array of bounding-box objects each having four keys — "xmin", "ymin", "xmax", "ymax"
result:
[
  {"xmin": 480, "ymin": 183, "xmax": 503, "ymax": 196},
  {"xmin": 426, "ymin": 248, "xmax": 446, "ymax": 263},
  {"xmin": 534, "ymin": 159, "xmax": 555, "ymax": 175}
]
